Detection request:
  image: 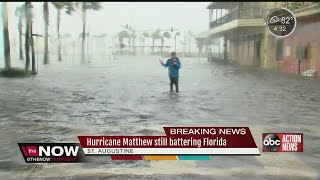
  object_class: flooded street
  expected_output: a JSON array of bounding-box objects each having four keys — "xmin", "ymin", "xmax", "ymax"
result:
[{"xmin": 0, "ymin": 56, "xmax": 320, "ymax": 179}]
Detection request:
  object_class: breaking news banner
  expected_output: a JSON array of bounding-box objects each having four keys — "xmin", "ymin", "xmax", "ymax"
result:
[
  {"xmin": 78, "ymin": 127, "xmax": 260, "ymax": 158},
  {"xmin": 18, "ymin": 127, "xmax": 261, "ymax": 162},
  {"xmin": 262, "ymin": 133, "xmax": 303, "ymax": 152},
  {"xmin": 18, "ymin": 143, "xmax": 87, "ymax": 163}
]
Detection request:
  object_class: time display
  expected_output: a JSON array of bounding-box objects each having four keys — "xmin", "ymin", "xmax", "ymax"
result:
[
  {"xmin": 267, "ymin": 8, "xmax": 296, "ymax": 38},
  {"xmin": 273, "ymin": 25, "xmax": 287, "ymax": 32}
]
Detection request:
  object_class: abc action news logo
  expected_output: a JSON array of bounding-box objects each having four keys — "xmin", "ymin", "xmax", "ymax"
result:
[
  {"xmin": 262, "ymin": 133, "xmax": 303, "ymax": 152},
  {"xmin": 18, "ymin": 143, "xmax": 86, "ymax": 163}
]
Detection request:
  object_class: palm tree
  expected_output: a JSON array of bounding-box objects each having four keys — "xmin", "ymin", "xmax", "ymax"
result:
[
  {"xmin": 43, "ymin": 2, "xmax": 49, "ymax": 64},
  {"xmin": 131, "ymin": 32, "xmax": 137, "ymax": 55},
  {"xmin": 61, "ymin": 33, "xmax": 71, "ymax": 59},
  {"xmin": 151, "ymin": 29, "xmax": 161, "ymax": 54},
  {"xmin": 2, "ymin": 2, "xmax": 11, "ymax": 70},
  {"xmin": 15, "ymin": 4, "xmax": 25, "ymax": 61},
  {"xmin": 142, "ymin": 32, "xmax": 150, "ymax": 55},
  {"xmin": 196, "ymin": 38, "xmax": 205, "ymax": 58},
  {"xmin": 187, "ymin": 30, "xmax": 195, "ymax": 55},
  {"xmin": 95, "ymin": 33, "xmax": 107, "ymax": 55},
  {"xmin": 76, "ymin": 2, "xmax": 102, "ymax": 62},
  {"xmin": 25, "ymin": 2, "xmax": 31, "ymax": 71},
  {"xmin": 117, "ymin": 30, "xmax": 130, "ymax": 55},
  {"xmin": 52, "ymin": 2, "xmax": 75, "ymax": 62},
  {"xmin": 161, "ymin": 32, "xmax": 171, "ymax": 56},
  {"xmin": 30, "ymin": 14, "xmax": 36, "ymax": 74},
  {"xmin": 23, "ymin": 2, "xmax": 36, "ymax": 73}
]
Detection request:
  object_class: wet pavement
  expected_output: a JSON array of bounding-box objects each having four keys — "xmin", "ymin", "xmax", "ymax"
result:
[{"xmin": 0, "ymin": 55, "xmax": 319, "ymax": 179}]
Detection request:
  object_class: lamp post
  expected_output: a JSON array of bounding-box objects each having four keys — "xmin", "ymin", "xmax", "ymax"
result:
[{"xmin": 174, "ymin": 32, "xmax": 181, "ymax": 52}]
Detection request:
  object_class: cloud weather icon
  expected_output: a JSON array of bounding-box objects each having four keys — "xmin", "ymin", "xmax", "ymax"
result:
[{"xmin": 269, "ymin": 16, "xmax": 280, "ymax": 24}]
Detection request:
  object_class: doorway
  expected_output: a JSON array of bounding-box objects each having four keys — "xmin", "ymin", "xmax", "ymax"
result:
[{"xmin": 254, "ymin": 40, "xmax": 261, "ymax": 66}]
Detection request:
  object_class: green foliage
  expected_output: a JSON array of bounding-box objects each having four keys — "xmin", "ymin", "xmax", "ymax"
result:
[
  {"xmin": 15, "ymin": 4, "xmax": 26, "ymax": 17},
  {"xmin": 79, "ymin": 32, "xmax": 90, "ymax": 38},
  {"xmin": 62, "ymin": 33, "xmax": 71, "ymax": 38},
  {"xmin": 100, "ymin": 33, "xmax": 107, "ymax": 37},
  {"xmin": 163, "ymin": 32, "xmax": 171, "ymax": 39},
  {"xmin": 142, "ymin": 32, "xmax": 150, "ymax": 38},
  {"xmin": 93, "ymin": 33, "xmax": 107, "ymax": 38},
  {"xmin": 187, "ymin": 30, "xmax": 195, "ymax": 37},
  {"xmin": 0, "ymin": 68, "xmax": 32, "ymax": 78},
  {"xmin": 131, "ymin": 32, "xmax": 137, "ymax": 39},
  {"xmin": 118, "ymin": 30, "xmax": 130, "ymax": 38},
  {"xmin": 175, "ymin": 32, "xmax": 181, "ymax": 36},
  {"xmin": 76, "ymin": 2, "xmax": 102, "ymax": 11},
  {"xmin": 151, "ymin": 29, "xmax": 162, "ymax": 39},
  {"xmin": 52, "ymin": 2, "xmax": 76, "ymax": 15},
  {"xmin": 288, "ymin": 2, "xmax": 302, "ymax": 11}
]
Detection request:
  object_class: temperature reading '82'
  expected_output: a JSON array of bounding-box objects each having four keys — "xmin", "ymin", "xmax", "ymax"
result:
[
  {"xmin": 267, "ymin": 8, "xmax": 296, "ymax": 38},
  {"xmin": 274, "ymin": 17, "xmax": 293, "ymax": 32}
]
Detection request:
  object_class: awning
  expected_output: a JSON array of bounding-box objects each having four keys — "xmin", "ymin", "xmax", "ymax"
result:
[
  {"xmin": 207, "ymin": 2, "xmax": 239, "ymax": 9},
  {"xmin": 295, "ymin": 6, "xmax": 320, "ymax": 18}
]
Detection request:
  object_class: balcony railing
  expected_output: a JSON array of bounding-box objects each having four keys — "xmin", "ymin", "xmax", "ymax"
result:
[{"xmin": 209, "ymin": 6, "xmax": 265, "ymax": 29}]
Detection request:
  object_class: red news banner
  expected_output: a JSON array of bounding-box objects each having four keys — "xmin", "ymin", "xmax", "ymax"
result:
[{"xmin": 78, "ymin": 127, "xmax": 260, "ymax": 155}]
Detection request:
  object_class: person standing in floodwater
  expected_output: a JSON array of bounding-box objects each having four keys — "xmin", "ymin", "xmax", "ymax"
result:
[{"xmin": 159, "ymin": 52, "xmax": 181, "ymax": 93}]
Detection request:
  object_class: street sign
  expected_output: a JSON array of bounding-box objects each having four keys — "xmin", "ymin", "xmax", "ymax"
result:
[{"xmin": 296, "ymin": 45, "xmax": 305, "ymax": 60}]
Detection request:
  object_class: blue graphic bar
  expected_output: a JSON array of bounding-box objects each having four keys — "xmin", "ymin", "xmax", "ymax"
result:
[{"xmin": 177, "ymin": 155, "xmax": 211, "ymax": 160}]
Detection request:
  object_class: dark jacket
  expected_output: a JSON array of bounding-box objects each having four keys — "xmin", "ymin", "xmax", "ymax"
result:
[{"xmin": 162, "ymin": 58, "xmax": 181, "ymax": 78}]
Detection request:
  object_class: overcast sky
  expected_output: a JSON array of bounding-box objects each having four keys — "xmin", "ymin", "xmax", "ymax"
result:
[
  {"xmin": 1, "ymin": 2, "xmax": 209, "ymax": 57},
  {"xmin": 4, "ymin": 2, "xmax": 208, "ymax": 36}
]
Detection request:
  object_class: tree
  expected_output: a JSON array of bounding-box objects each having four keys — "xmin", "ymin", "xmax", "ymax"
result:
[
  {"xmin": 142, "ymin": 32, "xmax": 150, "ymax": 43},
  {"xmin": 142, "ymin": 32, "xmax": 150, "ymax": 55},
  {"xmin": 23, "ymin": 2, "xmax": 36, "ymax": 74},
  {"xmin": 2, "ymin": 2, "xmax": 11, "ymax": 70},
  {"xmin": 15, "ymin": 4, "xmax": 25, "ymax": 61},
  {"xmin": 76, "ymin": 2, "xmax": 102, "ymax": 63},
  {"xmin": 52, "ymin": 2, "xmax": 75, "ymax": 62},
  {"xmin": 195, "ymin": 38, "xmax": 207, "ymax": 58},
  {"xmin": 93, "ymin": 33, "xmax": 107, "ymax": 56},
  {"xmin": 43, "ymin": 2, "xmax": 49, "ymax": 64},
  {"xmin": 288, "ymin": 2, "xmax": 302, "ymax": 11},
  {"xmin": 61, "ymin": 33, "xmax": 71, "ymax": 59},
  {"xmin": 117, "ymin": 30, "xmax": 130, "ymax": 55},
  {"xmin": 30, "ymin": 14, "xmax": 36, "ymax": 74},
  {"xmin": 100, "ymin": 33, "xmax": 107, "ymax": 52},
  {"xmin": 131, "ymin": 32, "xmax": 137, "ymax": 55},
  {"xmin": 187, "ymin": 30, "xmax": 195, "ymax": 55},
  {"xmin": 151, "ymin": 29, "xmax": 161, "ymax": 53},
  {"xmin": 161, "ymin": 32, "xmax": 171, "ymax": 56},
  {"xmin": 25, "ymin": 2, "xmax": 31, "ymax": 71}
]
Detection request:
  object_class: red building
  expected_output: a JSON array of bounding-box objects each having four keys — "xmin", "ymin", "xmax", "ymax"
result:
[{"xmin": 280, "ymin": 4, "xmax": 320, "ymax": 77}]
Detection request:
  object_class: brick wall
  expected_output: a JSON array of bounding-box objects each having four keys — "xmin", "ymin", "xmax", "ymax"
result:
[{"xmin": 280, "ymin": 15, "xmax": 320, "ymax": 77}]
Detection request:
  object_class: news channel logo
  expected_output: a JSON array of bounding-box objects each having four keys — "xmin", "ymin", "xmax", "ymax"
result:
[
  {"xmin": 262, "ymin": 133, "xmax": 303, "ymax": 152},
  {"xmin": 18, "ymin": 143, "xmax": 87, "ymax": 163},
  {"xmin": 262, "ymin": 134, "xmax": 281, "ymax": 152}
]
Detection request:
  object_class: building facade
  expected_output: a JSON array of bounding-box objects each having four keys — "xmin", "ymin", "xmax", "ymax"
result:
[
  {"xmin": 204, "ymin": 2, "xmax": 266, "ymax": 66},
  {"xmin": 279, "ymin": 3, "xmax": 320, "ymax": 77},
  {"xmin": 198, "ymin": 2, "xmax": 320, "ymax": 77}
]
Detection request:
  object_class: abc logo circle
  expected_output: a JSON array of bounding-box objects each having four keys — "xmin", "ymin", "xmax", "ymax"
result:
[{"xmin": 263, "ymin": 134, "xmax": 280, "ymax": 152}]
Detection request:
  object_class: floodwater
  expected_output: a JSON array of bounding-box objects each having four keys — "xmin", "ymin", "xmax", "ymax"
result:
[{"xmin": 0, "ymin": 55, "xmax": 319, "ymax": 180}]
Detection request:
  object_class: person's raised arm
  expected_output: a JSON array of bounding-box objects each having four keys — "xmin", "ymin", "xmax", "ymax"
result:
[{"xmin": 159, "ymin": 58, "xmax": 168, "ymax": 67}]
